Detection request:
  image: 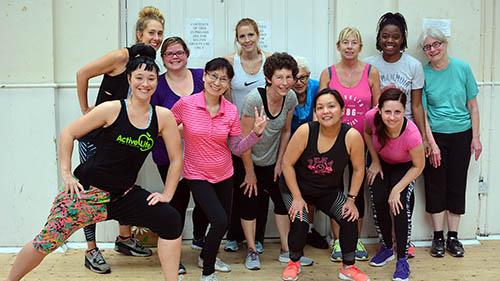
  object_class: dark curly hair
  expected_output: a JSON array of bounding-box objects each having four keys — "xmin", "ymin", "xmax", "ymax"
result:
[
  {"xmin": 263, "ymin": 52, "xmax": 299, "ymax": 86},
  {"xmin": 375, "ymin": 12, "xmax": 408, "ymax": 52}
]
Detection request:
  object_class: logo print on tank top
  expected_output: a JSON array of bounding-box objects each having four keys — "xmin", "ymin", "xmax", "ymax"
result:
[
  {"xmin": 307, "ymin": 157, "xmax": 333, "ymax": 175},
  {"xmin": 244, "ymin": 80, "xmax": 259, "ymax": 87},
  {"xmin": 343, "ymin": 94, "xmax": 365, "ymax": 128},
  {"xmin": 116, "ymin": 132, "xmax": 154, "ymax": 152}
]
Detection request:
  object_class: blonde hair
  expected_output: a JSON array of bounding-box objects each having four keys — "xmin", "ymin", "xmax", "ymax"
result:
[
  {"xmin": 336, "ymin": 27, "xmax": 363, "ymax": 47},
  {"xmin": 234, "ymin": 18, "xmax": 261, "ymax": 53},
  {"xmin": 136, "ymin": 6, "xmax": 165, "ymax": 43}
]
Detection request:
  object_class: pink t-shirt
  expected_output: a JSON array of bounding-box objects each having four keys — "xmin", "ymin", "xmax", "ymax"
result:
[
  {"xmin": 328, "ymin": 64, "xmax": 372, "ymax": 134},
  {"xmin": 171, "ymin": 91, "xmax": 241, "ymax": 183},
  {"xmin": 365, "ymin": 108, "xmax": 422, "ymax": 164}
]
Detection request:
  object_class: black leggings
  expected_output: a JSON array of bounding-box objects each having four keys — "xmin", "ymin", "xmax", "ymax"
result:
[
  {"xmin": 227, "ymin": 155, "xmax": 269, "ymax": 243},
  {"xmin": 187, "ymin": 178, "xmax": 233, "ymax": 276},
  {"xmin": 369, "ymin": 160, "xmax": 414, "ymax": 259},
  {"xmin": 157, "ymin": 165, "xmax": 209, "ymax": 240},
  {"xmin": 281, "ymin": 187, "xmax": 357, "ymax": 265},
  {"xmin": 342, "ymin": 160, "xmax": 366, "ymax": 218}
]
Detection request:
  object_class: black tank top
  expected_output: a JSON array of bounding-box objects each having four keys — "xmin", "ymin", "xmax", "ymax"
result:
[
  {"xmin": 94, "ymin": 47, "xmax": 130, "ymax": 106},
  {"xmin": 74, "ymin": 100, "xmax": 158, "ymax": 194},
  {"xmin": 294, "ymin": 121, "xmax": 350, "ymax": 198}
]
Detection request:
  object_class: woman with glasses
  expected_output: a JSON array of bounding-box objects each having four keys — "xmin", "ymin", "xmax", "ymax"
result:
[
  {"xmin": 419, "ymin": 28, "xmax": 481, "ymax": 258},
  {"xmin": 223, "ymin": 18, "xmax": 271, "ymax": 255},
  {"xmin": 75, "ymin": 6, "xmax": 164, "ymax": 274},
  {"xmin": 319, "ymin": 27, "xmax": 381, "ymax": 262},
  {"xmin": 150, "ymin": 36, "xmax": 209, "ymax": 275},
  {"xmin": 238, "ymin": 52, "xmax": 313, "ymax": 270},
  {"xmin": 171, "ymin": 57, "xmax": 267, "ymax": 281}
]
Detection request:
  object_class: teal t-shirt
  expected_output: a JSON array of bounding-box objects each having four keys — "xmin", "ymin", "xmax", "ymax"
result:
[{"xmin": 423, "ymin": 57, "xmax": 478, "ymax": 133}]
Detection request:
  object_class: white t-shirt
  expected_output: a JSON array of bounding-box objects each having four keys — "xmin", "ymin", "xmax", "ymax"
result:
[{"xmin": 365, "ymin": 53, "xmax": 424, "ymax": 120}]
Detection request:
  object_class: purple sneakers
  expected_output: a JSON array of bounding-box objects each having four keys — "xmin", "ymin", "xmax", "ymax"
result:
[
  {"xmin": 369, "ymin": 244, "xmax": 395, "ymax": 267},
  {"xmin": 392, "ymin": 258, "xmax": 410, "ymax": 281}
]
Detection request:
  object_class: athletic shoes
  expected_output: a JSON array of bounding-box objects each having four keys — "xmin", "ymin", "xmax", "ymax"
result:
[
  {"xmin": 338, "ymin": 263, "xmax": 371, "ymax": 281},
  {"xmin": 355, "ymin": 240, "xmax": 369, "ymax": 261},
  {"xmin": 256, "ymin": 240, "xmax": 264, "ymax": 254},
  {"xmin": 114, "ymin": 236, "xmax": 152, "ymax": 257},
  {"xmin": 245, "ymin": 249, "xmax": 261, "ymax": 270},
  {"xmin": 278, "ymin": 251, "xmax": 314, "ymax": 266},
  {"xmin": 200, "ymin": 273, "xmax": 219, "ymax": 281},
  {"xmin": 446, "ymin": 237, "xmax": 465, "ymax": 257},
  {"xmin": 84, "ymin": 248, "xmax": 111, "ymax": 274},
  {"xmin": 178, "ymin": 263, "xmax": 187, "ymax": 275},
  {"xmin": 191, "ymin": 237, "xmax": 205, "ymax": 250},
  {"xmin": 224, "ymin": 240, "xmax": 240, "ymax": 252},
  {"xmin": 392, "ymin": 258, "xmax": 410, "ymax": 281},
  {"xmin": 306, "ymin": 228, "xmax": 329, "ymax": 249},
  {"xmin": 330, "ymin": 240, "xmax": 342, "ymax": 262},
  {"xmin": 369, "ymin": 245, "xmax": 395, "ymax": 267},
  {"xmin": 407, "ymin": 242, "xmax": 416, "ymax": 259},
  {"xmin": 430, "ymin": 237, "xmax": 445, "ymax": 257},
  {"xmin": 198, "ymin": 256, "xmax": 232, "ymax": 272},
  {"xmin": 282, "ymin": 260, "xmax": 301, "ymax": 281}
]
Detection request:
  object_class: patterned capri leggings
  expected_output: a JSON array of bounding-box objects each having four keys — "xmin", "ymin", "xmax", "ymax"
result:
[{"xmin": 33, "ymin": 186, "xmax": 182, "ymax": 254}]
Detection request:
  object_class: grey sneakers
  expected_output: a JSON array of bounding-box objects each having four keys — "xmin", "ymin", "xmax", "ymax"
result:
[
  {"xmin": 245, "ymin": 249, "xmax": 261, "ymax": 270},
  {"xmin": 278, "ymin": 250, "xmax": 314, "ymax": 266},
  {"xmin": 84, "ymin": 248, "xmax": 111, "ymax": 274},
  {"xmin": 114, "ymin": 236, "xmax": 153, "ymax": 257}
]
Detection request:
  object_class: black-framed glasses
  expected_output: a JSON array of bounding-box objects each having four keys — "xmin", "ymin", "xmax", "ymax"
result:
[
  {"xmin": 163, "ymin": 50, "xmax": 186, "ymax": 58},
  {"xmin": 422, "ymin": 41, "xmax": 443, "ymax": 52},
  {"xmin": 296, "ymin": 75, "xmax": 310, "ymax": 84}
]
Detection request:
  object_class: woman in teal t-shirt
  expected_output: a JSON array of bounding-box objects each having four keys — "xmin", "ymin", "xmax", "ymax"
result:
[{"xmin": 419, "ymin": 27, "xmax": 482, "ymax": 259}]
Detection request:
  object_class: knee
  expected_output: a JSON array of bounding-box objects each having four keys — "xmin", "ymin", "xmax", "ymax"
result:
[
  {"xmin": 155, "ymin": 206, "xmax": 183, "ymax": 240},
  {"xmin": 212, "ymin": 215, "xmax": 229, "ymax": 232}
]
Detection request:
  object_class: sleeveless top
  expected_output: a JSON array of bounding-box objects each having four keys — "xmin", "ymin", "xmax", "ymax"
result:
[
  {"xmin": 151, "ymin": 68, "xmax": 204, "ymax": 166},
  {"xmin": 230, "ymin": 53, "xmax": 267, "ymax": 113},
  {"xmin": 74, "ymin": 100, "xmax": 158, "ymax": 194},
  {"xmin": 292, "ymin": 122, "xmax": 350, "ymax": 198},
  {"xmin": 328, "ymin": 64, "xmax": 372, "ymax": 134},
  {"xmin": 94, "ymin": 47, "xmax": 130, "ymax": 106}
]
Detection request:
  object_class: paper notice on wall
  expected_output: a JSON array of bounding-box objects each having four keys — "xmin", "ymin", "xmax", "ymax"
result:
[
  {"xmin": 257, "ymin": 21, "xmax": 272, "ymax": 50},
  {"xmin": 422, "ymin": 18, "xmax": 451, "ymax": 37},
  {"xmin": 185, "ymin": 18, "xmax": 214, "ymax": 58}
]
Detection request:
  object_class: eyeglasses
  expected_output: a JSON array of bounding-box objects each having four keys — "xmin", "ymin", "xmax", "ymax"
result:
[
  {"xmin": 163, "ymin": 50, "xmax": 186, "ymax": 58},
  {"xmin": 206, "ymin": 72, "xmax": 230, "ymax": 85},
  {"xmin": 422, "ymin": 41, "xmax": 443, "ymax": 52},
  {"xmin": 296, "ymin": 75, "xmax": 310, "ymax": 84}
]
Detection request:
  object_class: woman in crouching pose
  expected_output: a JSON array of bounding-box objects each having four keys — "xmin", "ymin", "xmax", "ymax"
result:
[
  {"xmin": 280, "ymin": 88, "xmax": 370, "ymax": 281},
  {"xmin": 5, "ymin": 56, "xmax": 183, "ymax": 281}
]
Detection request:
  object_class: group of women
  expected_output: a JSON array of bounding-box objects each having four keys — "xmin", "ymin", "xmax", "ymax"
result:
[{"xmin": 4, "ymin": 8, "xmax": 481, "ymax": 281}]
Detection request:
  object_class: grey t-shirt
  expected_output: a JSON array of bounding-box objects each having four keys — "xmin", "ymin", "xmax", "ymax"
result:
[
  {"xmin": 365, "ymin": 53, "xmax": 424, "ymax": 120},
  {"xmin": 242, "ymin": 87, "xmax": 298, "ymax": 166}
]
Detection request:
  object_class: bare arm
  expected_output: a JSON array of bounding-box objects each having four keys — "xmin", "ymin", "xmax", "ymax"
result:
[
  {"xmin": 342, "ymin": 128, "xmax": 365, "ymax": 221},
  {"xmin": 318, "ymin": 68, "xmax": 330, "ymax": 91},
  {"xmin": 282, "ymin": 124, "xmax": 309, "ymax": 221},
  {"xmin": 59, "ymin": 101, "xmax": 120, "ymax": 197},
  {"xmin": 274, "ymin": 108, "xmax": 295, "ymax": 181},
  {"xmin": 467, "ymin": 97, "xmax": 482, "ymax": 160},
  {"xmin": 240, "ymin": 113, "xmax": 258, "ymax": 197},
  {"xmin": 368, "ymin": 66, "xmax": 381, "ymax": 106},
  {"xmin": 223, "ymin": 54, "xmax": 235, "ymax": 102},
  {"xmin": 76, "ymin": 48, "xmax": 128, "ymax": 114},
  {"xmin": 364, "ymin": 118, "xmax": 383, "ymax": 185},
  {"xmin": 411, "ymin": 89, "xmax": 427, "ymax": 145},
  {"xmin": 388, "ymin": 143, "xmax": 425, "ymax": 215}
]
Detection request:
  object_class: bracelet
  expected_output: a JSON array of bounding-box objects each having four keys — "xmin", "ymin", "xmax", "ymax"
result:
[{"xmin": 347, "ymin": 194, "xmax": 356, "ymax": 200}]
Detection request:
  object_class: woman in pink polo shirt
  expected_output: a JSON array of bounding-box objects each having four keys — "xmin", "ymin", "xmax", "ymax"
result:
[
  {"xmin": 364, "ymin": 88, "xmax": 425, "ymax": 281},
  {"xmin": 171, "ymin": 57, "xmax": 266, "ymax": 281}
]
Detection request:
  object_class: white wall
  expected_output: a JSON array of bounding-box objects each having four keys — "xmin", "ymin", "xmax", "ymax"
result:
[{"xmin": 0, "ymin": 0, "xmax": 498, "ymax": 246}]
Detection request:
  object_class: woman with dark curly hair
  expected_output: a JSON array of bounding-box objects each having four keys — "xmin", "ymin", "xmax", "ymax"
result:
[{"xmin": 238, "ymin": 52, "xmax": 313, "ymax": 270}]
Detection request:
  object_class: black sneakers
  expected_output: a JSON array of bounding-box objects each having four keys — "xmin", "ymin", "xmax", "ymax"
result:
[
  {"xmin": 446, "ymin": 237, "xmax": 465, "ymax": 257},
  {"xmin": 430, "ymin": 238, "xmax": 445, "ymax": 257},
  {"xmin": 306, "ymin": 228, "xmax": 329, "ymax": 249}
]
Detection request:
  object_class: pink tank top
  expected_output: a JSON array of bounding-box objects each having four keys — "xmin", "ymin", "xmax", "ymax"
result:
[{"xmin": 328, "ymin": 64, "xmax": 372, "ymax": 134}]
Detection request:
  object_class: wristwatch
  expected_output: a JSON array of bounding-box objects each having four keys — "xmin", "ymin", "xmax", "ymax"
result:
[{"xmin": 347, "ymin": 194, "xmax": 356, "ymax": 200}]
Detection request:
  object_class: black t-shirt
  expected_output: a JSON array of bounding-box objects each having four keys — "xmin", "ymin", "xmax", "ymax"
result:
[{"xmin": 74, "ymin": 100, "xmax": 158, "ymax": 194}]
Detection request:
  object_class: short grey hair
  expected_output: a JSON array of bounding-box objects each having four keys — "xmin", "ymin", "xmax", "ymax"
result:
[
  {"xmin": 294, "ymin": 56, "xmax": 311, "ymax": 74},
  {"xmin": 418, "ymin": 28, "xmax": 448, "ymax": 49}
]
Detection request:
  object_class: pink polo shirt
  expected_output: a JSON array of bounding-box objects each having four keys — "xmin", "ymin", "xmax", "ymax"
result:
[
  {"xmin": 171, "ymin": 91, "xmax": 241, "ymax": 183},
  {"xmin": 365, "ymin": 108, "xmax": 422, "ymax": 164}
]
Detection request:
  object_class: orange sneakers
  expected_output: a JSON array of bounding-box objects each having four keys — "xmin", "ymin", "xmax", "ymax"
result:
[
  {"xmin": 338, "ymin": 263, "xmax": 371, "ymax": 281},
  {"xmin": 282, "ymin": 260, "xmax": 300, "ymax": 281}
]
